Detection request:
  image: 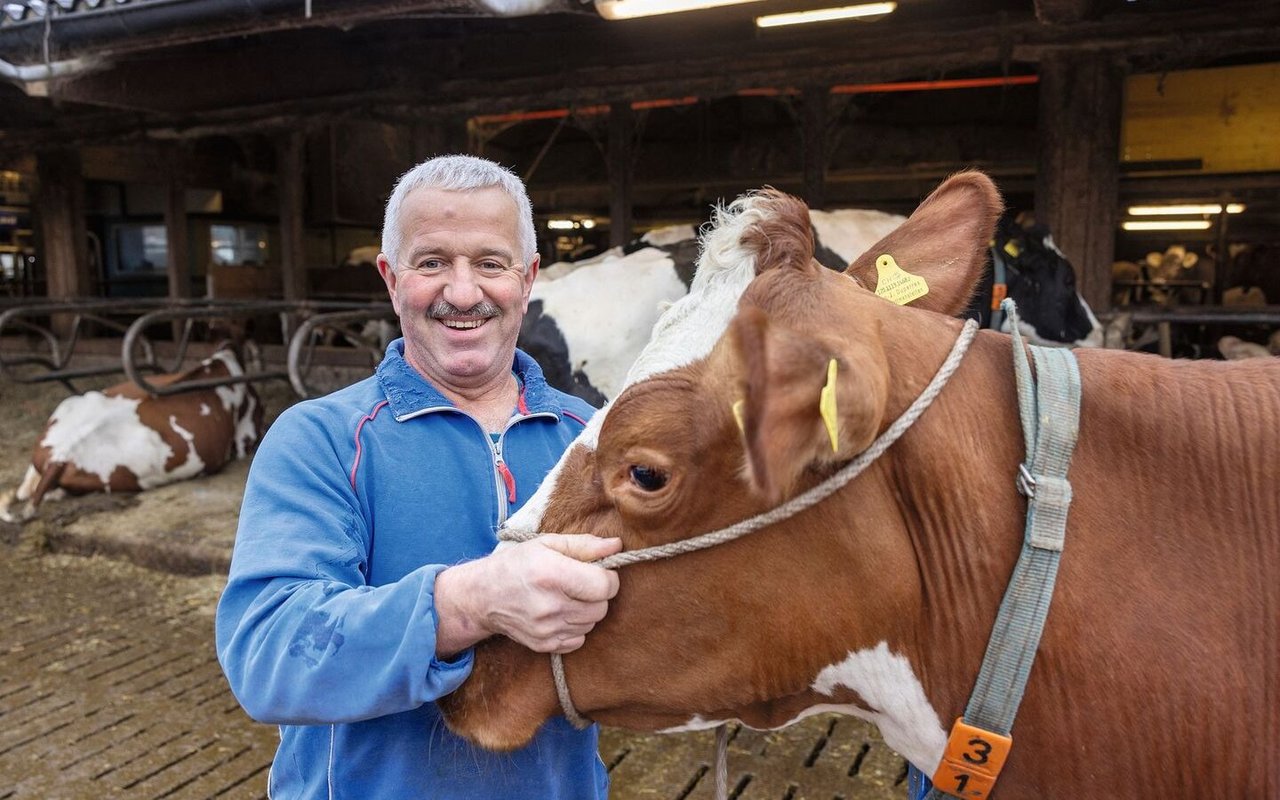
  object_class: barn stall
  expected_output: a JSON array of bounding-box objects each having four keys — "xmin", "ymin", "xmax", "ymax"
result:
[{"xmin": 1, "ymin": 0, "xmax": 1278, "ymax": 797}]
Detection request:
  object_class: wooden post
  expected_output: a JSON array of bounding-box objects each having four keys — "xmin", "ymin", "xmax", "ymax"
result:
[
  {"xmin": 802, "ymin": 86, "xmax": 828, "ymax": 210},
  {"xmin": 608, "ymin": 101, "xmax": 634, "ymax": 249},
  {"xmin": 165, "ymin": 152, "xmax": 192, "ymax": 301},
  {"xmin": 1035, "ymin": 51, "xmax": 1124, "ymax": 313},
  {"xmin": 277, "ymin": 131, "xmax": 307, "ymax": 303},
  {"xmin": 35, "ymin": 148, "xmax": 92, "ymax": 302}
]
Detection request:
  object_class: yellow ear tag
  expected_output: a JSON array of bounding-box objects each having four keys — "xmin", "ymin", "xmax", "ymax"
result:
[
  {"xmin": 874, "ymin": 254, "xmax": 929, "ymax": 306},
  {"xmin": 1003, "ymin": 239, "xmax": 1022, "ymax": 259},
  {"xmin": 732, "ymin": 398, "xmax": 746, "ymax": 434},
  {"xmin": 819, "ymin": 358, "xmax": 839, "ymax": 452}
]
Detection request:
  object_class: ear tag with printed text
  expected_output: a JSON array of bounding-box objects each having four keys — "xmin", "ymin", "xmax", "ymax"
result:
[
  {"xmin": 874, "ymin": 254, "xmax": 929, "ymax": 305},
  {"xmin": 1003, "ymin": 239, "xmax": 1023, "ymax": 259},
  {"xmin": 732, "ymin": 399, "xmax": 746, "ymax": 435},
  {"xmin": 819, "ymin": 359, "xmax": 839, "ymax": 452}
]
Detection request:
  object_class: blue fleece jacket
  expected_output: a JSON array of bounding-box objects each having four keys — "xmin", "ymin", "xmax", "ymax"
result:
[{"xmin": 215, "ymin": 341, "xmax": 605, "ymax": 799}]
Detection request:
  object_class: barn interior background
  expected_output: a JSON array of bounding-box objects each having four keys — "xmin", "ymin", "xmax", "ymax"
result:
[{"xmin": 0, "ymin": 1, "xmax": 1277, "ymax": 798}]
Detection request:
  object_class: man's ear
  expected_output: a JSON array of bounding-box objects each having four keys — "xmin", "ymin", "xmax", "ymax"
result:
[
  {"xmin": 729, "ymin": 305, "xmax": 888, "ymax": 503},
  {"xmin": 377, "ymin": 253, "xmax": 402, "ymax": 316},
  {"xmin": 847, "ymin": 170, "xmax": 1003, "ymax": 316}
]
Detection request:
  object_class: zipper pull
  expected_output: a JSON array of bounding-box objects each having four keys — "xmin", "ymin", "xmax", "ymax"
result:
[{"xmin": 497, "ymin": 460, "xmax": 517, "ymax": 504}]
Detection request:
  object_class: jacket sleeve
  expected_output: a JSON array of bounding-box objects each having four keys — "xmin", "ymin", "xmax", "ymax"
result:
[{"xmin": 214, "ymin": 405, "xmax": 473, "ymax": 725}]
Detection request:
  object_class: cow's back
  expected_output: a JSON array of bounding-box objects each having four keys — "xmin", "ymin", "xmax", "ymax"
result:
[
  {"xmin": 31, "ymin": 353, "xmax": 258, "ymax": 494},
  {"xmin": 1020, "ymin": 348, "xmax": 1280, "ymax": 793}
]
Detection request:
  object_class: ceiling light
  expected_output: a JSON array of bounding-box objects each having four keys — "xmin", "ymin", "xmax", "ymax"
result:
[
  {"xmin": 756, "ymin": 1, "xmax": 896, "ymax": 27},
  {"xmin": 1127, "ymin": 203, "xmax": 1245, "ymax": 216},
  {"xmin": 547, "ymin": 219, "xmax": 577, "ymax": 230},
  {"xmin": 1121, "ymin": 220, "xmax": 1214, "ymax": 231},
  {"xmin": 595, "ymin": 0, "xmax": 764, "ymax": 20}
]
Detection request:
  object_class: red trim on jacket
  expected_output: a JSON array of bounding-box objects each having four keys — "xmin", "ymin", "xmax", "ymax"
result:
[{"xmin": 350, "ymin": 400, "xmax": 390, "ymax": 489}]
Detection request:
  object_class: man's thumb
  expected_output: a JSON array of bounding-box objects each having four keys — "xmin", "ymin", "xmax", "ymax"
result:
[{"xmin": 539, "ymin": 533, "xmax": 623, "ymax": 563}]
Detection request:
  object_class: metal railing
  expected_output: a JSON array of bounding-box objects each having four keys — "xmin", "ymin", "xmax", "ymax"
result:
[
  {"xmin": 1102, "ymin": 305, "xmax": 1280, "ymax": 357},
  {"xmin": 286, "ymin": 304, "xmax": 396, "ymax": 398},
  {"xmin": 1, "ymin": 297, "xmax": 397, "ymax": 397}
]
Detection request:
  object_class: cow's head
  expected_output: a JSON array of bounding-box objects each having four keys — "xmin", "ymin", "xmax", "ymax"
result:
[
  {"xmin": 990, "ymin": 216, "xmax": 1102, "ymax": 347},
  {"xmin": 438, "ymin": 173, "xmax": 1004, "ymax": 772}
]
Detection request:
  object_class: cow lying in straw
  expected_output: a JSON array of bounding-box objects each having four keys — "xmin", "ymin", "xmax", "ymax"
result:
[{"xmin": 1, "ymin": 348, "xmax": 264, "ymax": 522}]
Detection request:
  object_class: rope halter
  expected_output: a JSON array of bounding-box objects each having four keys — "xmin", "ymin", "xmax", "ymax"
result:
[{"xmin": 497, "ymin": 317, "xmax": 980, "ymax": 730}]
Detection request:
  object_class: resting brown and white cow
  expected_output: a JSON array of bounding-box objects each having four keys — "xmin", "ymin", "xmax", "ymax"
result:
[
  {"xmin": 439, "ymin": 173, "xmax": 1279, "ymax": 797},
  {"xmin": 0, "ymin": 348, "xmax": 264, "ymax": 522}
]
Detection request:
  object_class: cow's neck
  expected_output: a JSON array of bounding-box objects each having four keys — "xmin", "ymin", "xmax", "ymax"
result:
[{"xmin": 872, "ymin": 315, "xmax": 1035, "ymax": 746}]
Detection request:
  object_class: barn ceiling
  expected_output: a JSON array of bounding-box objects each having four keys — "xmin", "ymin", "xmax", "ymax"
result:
[
  {"xmin": 2, "ymin": 0, "xmax": 1277, "ymax": 147},
  {"xmin": 2, "ymin": 0, "xmax": 1278, "ymax": 229}
]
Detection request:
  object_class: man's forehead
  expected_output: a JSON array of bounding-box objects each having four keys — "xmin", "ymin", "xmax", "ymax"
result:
[{"xmin": 400, "ymin": 187, "xmax": 520, "ymax": 245}]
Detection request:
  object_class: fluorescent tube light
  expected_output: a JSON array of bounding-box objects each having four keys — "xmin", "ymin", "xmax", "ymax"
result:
[
  {"xmin": 756, "ymin": 1, "xmax": 896, "ymax": 27},
  {"xmin": 547, "ymin": 219, "xmax": 577, "ymax": 230},
  {"xmin": 1121, "ymin": 220, "xmax": 1214, "ymax": 231},
  {"xmin": 596, "ymin": 0, "xmax": 764, "ymax": 20},
  {"xmin": 1127, "ymin": 203, "xmax": 1245, "ymax": 216}
]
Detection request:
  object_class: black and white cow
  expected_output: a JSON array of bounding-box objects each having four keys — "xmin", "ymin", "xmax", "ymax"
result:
[
  {"xmin": 522, "ymin": 208, "xmax": 1102, "ymax": 404},
  {"xmin": 967, "ymin": 215, "xmax": 1103, "ymax": 348},
  {"xmin": 521, "ymin": 209, "xmax": 906, "ymax": 404}
]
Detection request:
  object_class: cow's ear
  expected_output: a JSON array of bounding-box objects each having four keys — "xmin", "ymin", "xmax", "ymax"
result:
[
  {"xmin": 729, "ymin": 306, "xmax": 888, "ymax": 503},
  {"xmin": 846, "ymin": 170, "xmax": 1003, "ymax": 316}
]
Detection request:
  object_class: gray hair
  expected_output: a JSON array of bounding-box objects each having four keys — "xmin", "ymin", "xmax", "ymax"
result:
[{"xmin": 380, "ymin": 154, "xmax": 537, "ymax": 269}]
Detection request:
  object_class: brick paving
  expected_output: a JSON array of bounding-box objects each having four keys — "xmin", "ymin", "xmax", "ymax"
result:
[{"xmin": 1, "ymin": 528, "xmax": 908, "ymax": 800}]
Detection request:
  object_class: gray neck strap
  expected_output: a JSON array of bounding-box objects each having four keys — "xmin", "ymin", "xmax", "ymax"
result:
[{"xmin": 926, "ymin": 297, "xmax": 1081, "ymax": 798}]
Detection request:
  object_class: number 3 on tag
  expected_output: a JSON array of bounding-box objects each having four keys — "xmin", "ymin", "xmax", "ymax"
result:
[{"xmin": 931, "ymin": 719, "xmax": 1012, "ymax": 799}]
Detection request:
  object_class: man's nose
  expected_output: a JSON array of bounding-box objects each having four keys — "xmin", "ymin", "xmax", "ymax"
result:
[{"xmin": 442, "ymin": 261, "xmax": 484, "ymax": 309}]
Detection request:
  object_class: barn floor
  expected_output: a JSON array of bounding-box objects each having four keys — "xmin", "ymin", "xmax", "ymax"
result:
[{"xmin": 0, "ymin": 376, "xmax": 908, "ymax": 800}]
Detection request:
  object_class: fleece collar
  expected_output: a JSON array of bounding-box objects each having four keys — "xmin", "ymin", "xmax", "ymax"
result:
[{"xmin": 375, "ymin": 339, "xmax": 564, "ymax": 421}]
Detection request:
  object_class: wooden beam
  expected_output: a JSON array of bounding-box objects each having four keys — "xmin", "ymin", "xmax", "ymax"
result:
[
  {"xmin": 608, "ymin": 101, "xmax": 634, "ymax": 249},
  {"xmin": 1034, "ymin": 0, "xmax": 1104, "ymax": 25},
  {"xmin": 1035, "ymin": 51, "xmax": 1124, "ymax": 314},
  {"xmin": 5, "ymin": 0, "xmax": 1272, "ymax": 155},
  {"xmin": 277, "ymin": 131, "xmax": 307, "ymax": 303},
  {"xmin": 165, "ymin": 149, "xmax": 192, "ymax": 300},
  {"xmin": 35, "ymin": 148, "xmax": 93, "ymax": 301},
  {"xmin": 802, "ymin": 86, "xmax": 828, "ymax": 210}
]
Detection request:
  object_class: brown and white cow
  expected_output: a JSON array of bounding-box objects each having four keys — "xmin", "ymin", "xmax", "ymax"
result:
[
  {"xmin": 0, "ymin": 348, "xmax": 264, "ymax": 522},
  {"xmin": 438, "ymin": 173, "xmax": 1280, "ymax": 797}
]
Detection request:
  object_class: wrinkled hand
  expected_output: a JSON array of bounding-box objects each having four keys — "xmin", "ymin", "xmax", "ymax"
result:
[{"xmin": 435, "ymin": 534, "xmax": 622, "ymax": 657}]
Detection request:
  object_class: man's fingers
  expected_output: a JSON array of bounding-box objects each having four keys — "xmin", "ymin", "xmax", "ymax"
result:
[{"xmin": 538, "ymin": 533, "xmax": 623, "ymax": 563}]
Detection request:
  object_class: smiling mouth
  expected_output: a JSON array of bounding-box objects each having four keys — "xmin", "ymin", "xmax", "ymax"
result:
[{"xmin": 440, "ymin": 318, "xmax": 488, "ymax": 330}]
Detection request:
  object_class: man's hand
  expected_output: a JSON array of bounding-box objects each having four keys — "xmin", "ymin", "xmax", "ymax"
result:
[{"xmin": 434, "ymin": 534, "xmax": 622, "ymax": 658}]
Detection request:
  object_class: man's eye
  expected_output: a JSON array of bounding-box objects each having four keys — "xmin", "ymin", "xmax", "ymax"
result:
[
  {"xmin": 477, "ymin": 261, "xmax": 508, "ymax": 273},
  {"xmin": 414, "ymin": 259, "xmax": 445, "ymax": 271}
]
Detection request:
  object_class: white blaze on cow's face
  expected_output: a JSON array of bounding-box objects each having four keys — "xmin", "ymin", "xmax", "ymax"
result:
[{"xmin": 507, "ymin": 193, "xmax": 780, "ymax": 535}]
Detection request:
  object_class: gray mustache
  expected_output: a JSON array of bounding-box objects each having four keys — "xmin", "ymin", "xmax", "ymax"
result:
[{"xmin": 428, "ymin": 301, "xmax": 502, "ymax": 319}]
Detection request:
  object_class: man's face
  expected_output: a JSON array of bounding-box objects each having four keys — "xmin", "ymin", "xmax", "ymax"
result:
[{"xmin": 377, "ymin": 186, "xmax": 539, "ymax": 394}]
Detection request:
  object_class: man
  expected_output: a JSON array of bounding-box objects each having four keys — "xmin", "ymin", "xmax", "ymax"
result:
[{"xmin": 216, "ymin": 155, "xmax": 621, "ymax": 798}]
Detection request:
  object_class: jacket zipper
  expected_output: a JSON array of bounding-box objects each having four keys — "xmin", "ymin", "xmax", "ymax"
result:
[{"xmin": 491, "ymin": 412, "xmax": 558, "ymax": 526}]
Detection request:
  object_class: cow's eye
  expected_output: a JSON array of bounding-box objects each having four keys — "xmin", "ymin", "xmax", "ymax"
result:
[{"xmin": 629, "ymin": 465, "xmax": 668, "ymax": 492}]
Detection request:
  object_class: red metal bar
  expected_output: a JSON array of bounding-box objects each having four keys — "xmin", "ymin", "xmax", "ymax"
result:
[{"xmin": 472, "ymin": 75, "xmax": 1039, "ymax": 125}]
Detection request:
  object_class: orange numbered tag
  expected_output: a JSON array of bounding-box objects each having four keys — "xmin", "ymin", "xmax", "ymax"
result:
[
  {"xmin": 990, "ymin": 283, "xmax": 1008, "ymax": 310},
  {"xmin": 931, "ymin": 718, "xmax": 1012, "ymax": 799}
]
